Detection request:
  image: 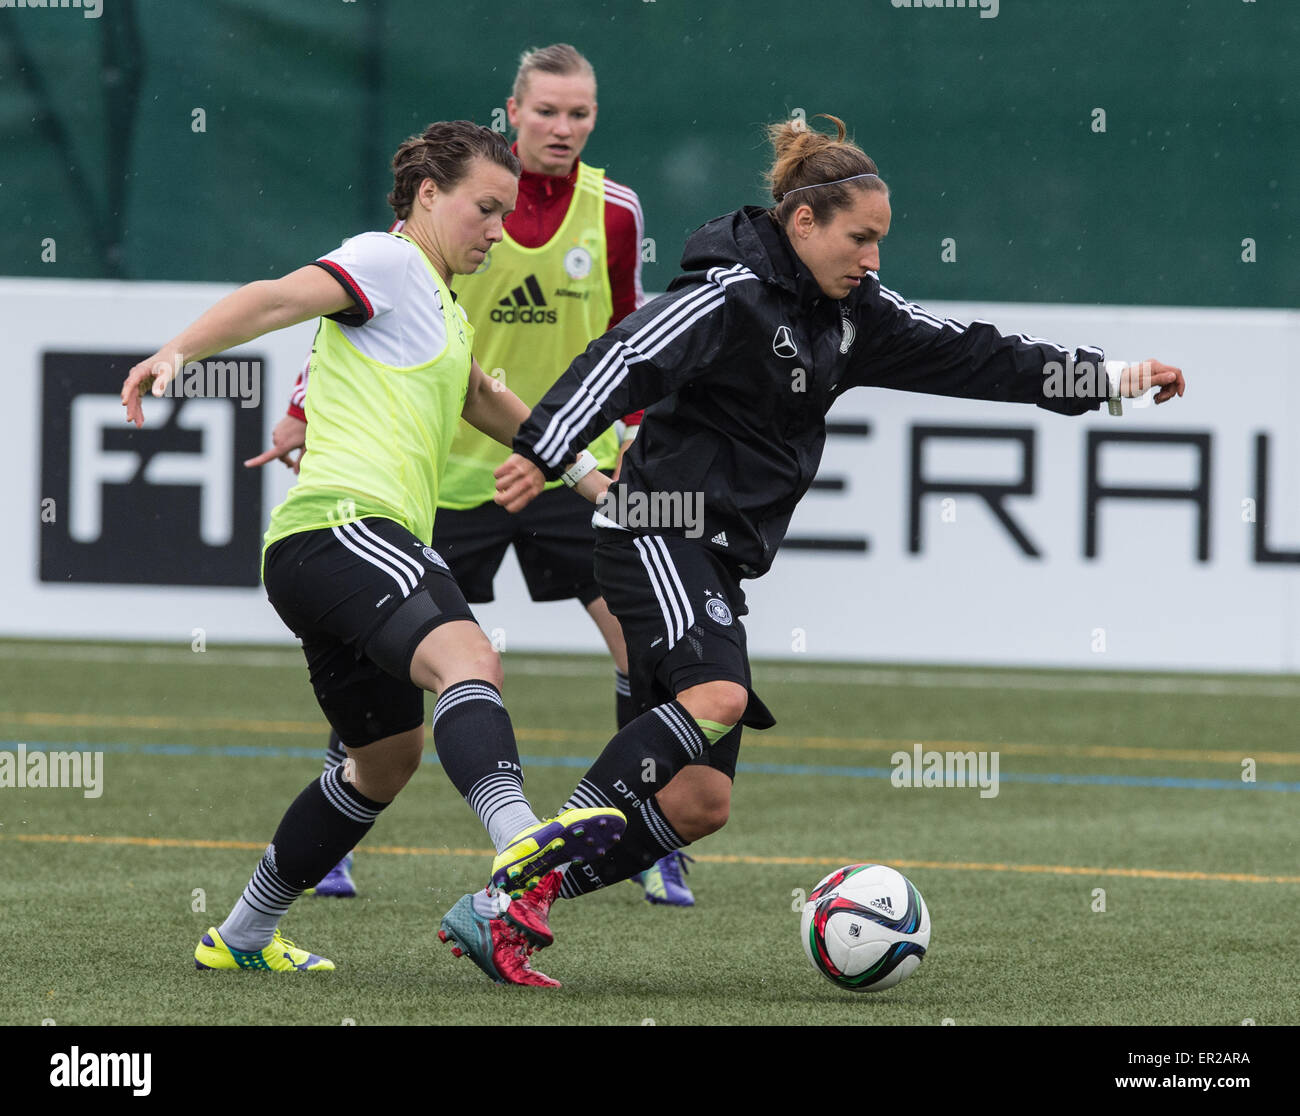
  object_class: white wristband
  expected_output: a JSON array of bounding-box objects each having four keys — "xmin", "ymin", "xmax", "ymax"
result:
[
  {"xmin": 561, "ymin": 450, "xmax": 599, "ymax": 488},
  {"xmin": 1105, "ymin": 360, "xmax": 1126, "ymax": 416}
]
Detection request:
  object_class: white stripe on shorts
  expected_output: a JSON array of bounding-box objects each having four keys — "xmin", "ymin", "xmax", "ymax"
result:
[
  {"xmin": 350, "ymin": 520, "xmax": 426, "ymax": 582},
  {"xmin": 332, "ymin": 524, "xmax": 414, "ymax": 598},
  {"xmin": 635, "ymin": 536, "xmax": 686, "ymax": 649}
]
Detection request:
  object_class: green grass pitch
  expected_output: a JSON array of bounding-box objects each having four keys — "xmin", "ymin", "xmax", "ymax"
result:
[{"xmin": 1, "ymin": 639, "xmax": 1297, "ymax": 1026}]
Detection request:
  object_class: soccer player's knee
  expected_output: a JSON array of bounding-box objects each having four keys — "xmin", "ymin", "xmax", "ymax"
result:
[
  {"xmin": 696, "ymin": 791, "xmax": 730, "ymax": 835},
  {"xmin": 454, "ymin": 626, "xmax": 503, "ymax": 689},
  {"xmin": 393, "ymin": 746, "xmax": 424, "ymax": 784},
  {"xmin": 467, "ymin": 647, "xmax": 504, "ymax": 690},
  {"xmin": 414, "ymin": 627, "xmax": 503, "ymax": 692},
  {"xmin": 349, "ymin": 738, "xmax": 423, "ymax": 795},
  {"xmin": 700, "ymin": 681, "xmax": 748, "ymax": 727},
  {"xmin": 675, "ymin": 782, "xmax": 730, "ymax": 838}
]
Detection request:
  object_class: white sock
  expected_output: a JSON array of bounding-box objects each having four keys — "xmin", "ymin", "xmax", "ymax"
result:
[
  {"xmin": 218, "ymin": 897, "xmax": 281, "ymax": 952},
  {"xmin": 489, "ymin": 802, "xmax": 541, "ymax": 853},
  {"xmin": 471, "ymin": 889, "xmax": 510, "ymax": 918}
]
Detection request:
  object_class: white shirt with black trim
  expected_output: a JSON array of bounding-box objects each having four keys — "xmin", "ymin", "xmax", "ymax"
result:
[{"xmin": 314, "ymin": 231, "xmax": 452, "ymax": 368}]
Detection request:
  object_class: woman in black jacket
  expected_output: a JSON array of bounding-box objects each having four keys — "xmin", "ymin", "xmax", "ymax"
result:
[{"xmin": 463, "ymin": 115, "xmax": 1184, "ymax": 974}]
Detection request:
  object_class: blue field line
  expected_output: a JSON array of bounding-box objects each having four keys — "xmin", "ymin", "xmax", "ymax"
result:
[{"xmin": 3, "ymin": 739, "xmax": 1298, "ymax": 793}]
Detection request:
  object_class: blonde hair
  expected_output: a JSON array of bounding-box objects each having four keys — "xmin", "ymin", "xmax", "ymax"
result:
[
  {"xmin": 512, "ymin": 43, "xmax": 596, "ymax": 103},
  {"xmin": 766, "ymin": 114, "xmax": 886, "ymax": 226}
]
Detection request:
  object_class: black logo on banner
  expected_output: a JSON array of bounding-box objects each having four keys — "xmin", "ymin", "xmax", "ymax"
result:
[{"xmin": 40, "ymin": 351, "xmax": 264, "ymax": 586}]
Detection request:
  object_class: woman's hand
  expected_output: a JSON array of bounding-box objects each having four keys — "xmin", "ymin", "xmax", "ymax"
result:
[
  {"xmin": 120, "ymin": 353, "xmax": 180, "ymax": 427},
  {"xmin": 495, "ymin": 453, "xmax": 546, "ymax": 512},
  {"xmin": 245, "ymin": 415, "xmax": 308, "ymax": 472},
  {"xmin": 119, "ymin": 267, "xmax": 352, "ymax": 427},
  {"xmin": 1122, "ymin": 359, "xmax": 1185, "ymax": 404}
]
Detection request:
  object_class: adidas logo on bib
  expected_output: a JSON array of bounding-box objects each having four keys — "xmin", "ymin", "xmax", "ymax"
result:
[{"xmin": 490, "ymin": 275, "xmax": 558, "ymax": 324}]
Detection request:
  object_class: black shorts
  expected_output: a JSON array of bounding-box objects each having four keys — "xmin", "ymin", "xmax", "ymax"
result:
[
  {"xmin": 432, "ymin": 486, "xmax": 600, "ymax": 605},
  {"xmin": 593, "ymin": 530, "xmax": 776, "ymax": 780},
  {"xmin": 263, "ymin": 517, "xmax": 476, "ymax": 748}
]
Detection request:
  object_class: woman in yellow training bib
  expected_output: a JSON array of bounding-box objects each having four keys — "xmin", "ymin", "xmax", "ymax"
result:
[
  {"xmin": 255, "ymin": 46, "xmax": 704, "ymax": 913},
  {"xmin": 120, "ymin": 121, "xmax": 622, "ymax": 988}
]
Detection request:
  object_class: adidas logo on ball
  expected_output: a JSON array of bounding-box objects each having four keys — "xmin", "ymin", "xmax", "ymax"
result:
[{"xmin": 801, "ymin": 864, "xmax": 930, "ymax": 993}]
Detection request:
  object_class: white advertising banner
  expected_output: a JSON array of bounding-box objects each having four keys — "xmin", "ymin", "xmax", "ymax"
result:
[{"xmin": 3, "ymin": 278, "xmax": 1297, "ymax": 671}]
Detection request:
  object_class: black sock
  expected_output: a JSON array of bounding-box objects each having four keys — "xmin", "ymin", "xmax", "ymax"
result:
[
  {"xmin": 614, "ymin": 670, "xmax": 635, "ymax": 730},
  {"xmin": 243, "ymin": 764, "xmax": 385, "ymax": 906},
  {"xmin": 432, "ymin": 679, "xmax": 535, "ymax": 851},
  {"xmin": 268, "ymin": 764, "xmax": 385, "ymax": 889},
  {"xmin": 562, "ymin": 700, "xmax": 706, "ymax": 818},
  {"xmin": 560, "ymin": 794, "xmax": 687, "ymax": 897},
  {"xmin": 217, "ymin": 765, "xmax": 385, "ymax": 950}
]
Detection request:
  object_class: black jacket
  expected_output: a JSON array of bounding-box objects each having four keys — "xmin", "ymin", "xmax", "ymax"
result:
[{"xmin": 514, "ymin": 206, "xmax": 1105, "ymax": 578}]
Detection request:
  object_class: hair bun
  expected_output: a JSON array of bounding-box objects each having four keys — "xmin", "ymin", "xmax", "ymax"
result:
[{"xmin": 765, "ymin": 113, "xmax": 882, "ymax": 223}]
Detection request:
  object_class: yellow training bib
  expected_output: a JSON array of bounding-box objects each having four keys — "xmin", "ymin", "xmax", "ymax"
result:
[
  {"xmin": 264, "ymin": 234, "xmax": 473, "ymax": 557},
  {"xmin": 444, "ymin": 162, "xmax": 620, "ymax": 509}
]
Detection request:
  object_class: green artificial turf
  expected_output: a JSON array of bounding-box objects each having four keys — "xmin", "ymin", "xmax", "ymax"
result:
[{"xmin": 1, "ymin": 640, "xmax": 1296, "ymax": 1026}]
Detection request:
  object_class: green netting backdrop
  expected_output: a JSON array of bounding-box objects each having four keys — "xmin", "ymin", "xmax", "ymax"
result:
[{"xmin": 2, "ymin": 0, "xmax": 1295, "ymax": 306}]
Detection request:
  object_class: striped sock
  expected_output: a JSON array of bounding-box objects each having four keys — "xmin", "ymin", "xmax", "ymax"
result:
[
  {"xmin": 548, "ymin": 701, "xmax": 704, "ymax": 892},
  {"xmin": 567, "ymin": 700, "xmax": 706, "ymax": 811},
  {"xmin": 218, "ymin": 764, "xmax": 385, "ymax": 950},
  {"xmin": 433, "ymin": 679, "xmax": 539, "ymax": 852},
  {"xmin": 559, "ymin": 791, "xmax": 687, "ymax": 898}
]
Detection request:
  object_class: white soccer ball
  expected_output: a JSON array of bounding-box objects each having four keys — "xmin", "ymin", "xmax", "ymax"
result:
[{"xmin": 800, "ymin": 863, "xmax": 931, "ymax": 992}]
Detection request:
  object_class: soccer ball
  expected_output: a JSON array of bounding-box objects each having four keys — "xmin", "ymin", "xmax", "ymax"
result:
[{"xmin": 800, "ymin": 863, "xmax": 930, "ymax": 992}]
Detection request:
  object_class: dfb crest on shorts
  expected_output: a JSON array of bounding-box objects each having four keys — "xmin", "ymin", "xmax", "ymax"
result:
[
  {"xmin": 705, "ymin": 595, "xmax": 733, "ymax": 626},
  {"xmin": 422, "ymin": 546, "xmax": 448, "ymax": 570}
]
